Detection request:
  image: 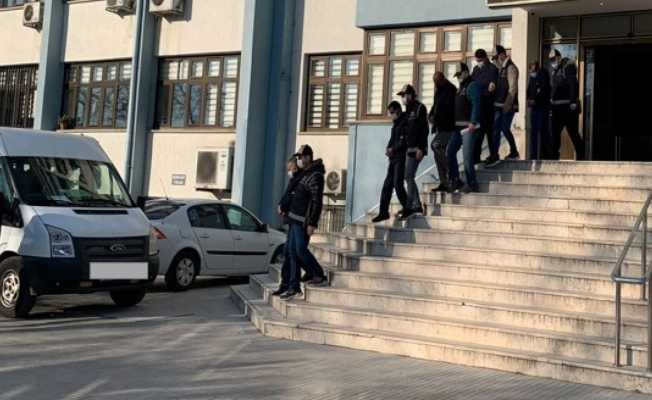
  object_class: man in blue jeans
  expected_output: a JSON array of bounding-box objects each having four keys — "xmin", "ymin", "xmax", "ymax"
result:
[
  {"xmin": 488, "ymin": 45, "xmax": 520, "ymax": 166},
  {"xmin": 281, "ymin": 145, "xmax": 327, "ymax": 300},
  {"xmin": 447, "ymin": 63, "xmax": 483, "ymax": 193}
]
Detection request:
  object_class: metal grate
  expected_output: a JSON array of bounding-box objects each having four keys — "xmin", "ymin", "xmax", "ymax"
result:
[
  {"xmin": 317, "ymin": 205, "xmax": 346, "ymax": 234},
  {"xmin": 0, "ymin": 65, "xmax": 38, "ymax": 128}
]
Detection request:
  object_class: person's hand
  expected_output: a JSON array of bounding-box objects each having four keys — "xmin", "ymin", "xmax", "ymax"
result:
[
  {"xmin": 306, "ymin": 225, "xmax": 317, "ymax": 236},
  {"xmin": 488, "ymin": 82, "xmax": 496, "ymax": 93},
  {"xmin": 277, "ymin": 206, "xmax": 282, "ymax": 215},
  {"xmin": 466, "ymin": 123, "xmax": 477, "ymax": 134},
  {"xmin": 385, "ymin": 148, "xmax": 393, "ymax": 157},
  {"xmin": 570, "ymin": 103, "xmax": 578, "ymax": 111},
  {"xmin": 415, "ymin": 149, "xmax": 424, "ymax": 161}
]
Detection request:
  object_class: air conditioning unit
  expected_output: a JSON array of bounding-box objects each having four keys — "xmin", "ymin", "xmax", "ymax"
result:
[
  {"xmin": 22, "ymin": 1, "xmax": 42, "ymax": 30},
  {"xmin": 195, "ymin": 148, "xmax": 233, "ymax": 190},
  {"xmin": 150, "ymin": 0, "xmax": 185, "ymax": 16},
  {"xmin": 324, "ymin": 169, "xmax": 347, "ymax": 195},
  {"xmin": 106, "ymin": 0, "xmax": 135, "ymax": 14}
]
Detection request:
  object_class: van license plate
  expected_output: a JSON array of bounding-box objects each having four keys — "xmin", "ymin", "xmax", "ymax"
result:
[{"xmin": 89, "ymin": 262, "xmax": 148, "ymax": 280}]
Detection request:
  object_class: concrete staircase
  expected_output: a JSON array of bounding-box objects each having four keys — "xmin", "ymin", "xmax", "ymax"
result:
[{"xmin": 231, "ymin": 160, "xmax": 652, "ymax": 393}]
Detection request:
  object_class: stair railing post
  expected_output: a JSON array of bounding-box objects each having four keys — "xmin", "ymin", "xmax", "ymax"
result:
[
  {"xmin": 642, "ymin": 207, "xmax": 648, "ymax": 301},
  {"xmin": 615, "ymin": 281, "xmax": 622, "ymax": 367},
  {"xmin": 648, "ymin": 276, "xmax": 652, "ymax": 372}
]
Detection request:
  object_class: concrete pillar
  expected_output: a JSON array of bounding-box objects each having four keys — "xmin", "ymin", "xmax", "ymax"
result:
[
  {"xmin": 511, "ymin": 7, "xmax": 541, "ymax": 158},
  {"xmin": 232, "ymin": 0, "xmax": 303, "ymax": 225},
  {"xmin": 33, "ymin": 0, "xmax": 65, "ymax": 131},
  {"xmin": 123, "ymin": 0, "xmax": 158, "ymax": 197}
]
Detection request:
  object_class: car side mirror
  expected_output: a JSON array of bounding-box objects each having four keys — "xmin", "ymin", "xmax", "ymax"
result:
[
  {"xmin": 259, "ymin": 223, "xmax": 269, "ymax": 233},
  {"xmin": 136, "ymin": 196, "xmax": 147, "ymax": 210}
]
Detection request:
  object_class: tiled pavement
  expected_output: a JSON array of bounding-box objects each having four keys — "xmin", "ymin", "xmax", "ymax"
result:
[{"xmin": 0, "ymin": 278, "xmax": 649, "ymax": 400}]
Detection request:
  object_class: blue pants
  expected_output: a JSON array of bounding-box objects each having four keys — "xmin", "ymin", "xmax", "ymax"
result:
[
  {"xmin": 288, "ymin": 222, "xmax": 325, "ymax": 290},
  {"xmin": 491, "ymin": 109, "xmax": 517, "ymax": 157},
  {"xmin": 529, "ymin": 107, "xmax": 550, "ymax": 160},
  {"xmin": 447, "ymin": 127, "xmax": 478, "ymax": 187},
  {"xmin": 279, "ymin": 233, "xmax": 309, "ymax": 290}
]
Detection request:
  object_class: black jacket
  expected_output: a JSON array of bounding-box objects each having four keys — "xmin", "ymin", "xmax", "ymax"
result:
[
  {"xmin": 404, "ymin": 100, "xmax": 429, "ymax": 154},
  {"xmin": 279, "ymin": 170, "xmax": 304, "ymax": 214},
  {"xmin": 428, "ymin": 79, "xmax": 457, "ymax": 133},
  {"xmin": 551, "ymin": 59, "xmax": 579, "ymax": 107},
  {"xmin": 386, "ymin": 113, "xmax": 407, "ymax": 159},
  {"xmin": 527, "ymin": 69, "xmax": 551, "ymax": 109},
  {"xmin": 472, "ymin": 62, "xmax": 499, "ymax": 98},
  {"xmin": 288, "ymin": 159, "xmax": 325, "ymax": 228}
]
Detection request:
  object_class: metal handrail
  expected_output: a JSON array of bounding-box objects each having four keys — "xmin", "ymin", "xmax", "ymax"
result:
[{"xmin": 611, "ymin": 192, "xmax": 652, "ymax": 370}]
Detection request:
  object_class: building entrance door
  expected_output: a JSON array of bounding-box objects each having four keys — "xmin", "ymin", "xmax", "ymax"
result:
[{"xmin": 585, "ymin": 43, "xmax": 652, "ymax": 161}]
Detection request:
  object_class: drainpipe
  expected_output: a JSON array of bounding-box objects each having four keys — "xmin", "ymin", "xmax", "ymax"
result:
[{"xmin": 123, "ymin": 0, "xmax": 146, "ymax": 190}]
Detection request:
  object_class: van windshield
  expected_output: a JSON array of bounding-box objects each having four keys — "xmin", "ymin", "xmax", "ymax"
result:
[{"xmin": 6, "ymin": 157, "xmax": 133, "ymax": 208}]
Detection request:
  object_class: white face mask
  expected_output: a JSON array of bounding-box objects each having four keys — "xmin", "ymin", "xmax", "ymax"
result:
[
  {"xmin": 287, "ymin": 171, "xmax": 294, "ymax": 178},
  {"xmin": 297, "ymin": 159, "xmax": 305, "ymax": 169},
  {"xmin": 550, "ymin": 61, "xmax": 558, "ymax": 69},
  {"xmin": 476, "ymin": 60, "xmax": 484, "ymax": 67},
  {"xmin": 529, "ymin": 72, "xmax": 537, "ymax": 78}
]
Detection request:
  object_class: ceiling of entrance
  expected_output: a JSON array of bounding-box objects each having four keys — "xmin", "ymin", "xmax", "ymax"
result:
[{"xmin": 523, "ymin": 0, "xmax": 652, "ymax": 17}]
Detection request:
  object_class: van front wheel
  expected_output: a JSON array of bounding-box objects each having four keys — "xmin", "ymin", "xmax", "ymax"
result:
[
  {"xmin": 110, "ymin": 288, "xmax": 146, "ymax": 307},
  {"xmin": 0, "ymin": 257, "xmax": 36, "ymax": 318}
]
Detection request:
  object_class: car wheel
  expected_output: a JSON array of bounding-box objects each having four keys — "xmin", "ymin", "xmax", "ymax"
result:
[
  {"xmin": 0, "ymin": 257, "xmax": 36, "ymax": 318},
  {"xmin": 110, "ymin": 288, "xmax": 146, "ymax": 307},
  {"xmin": 165, "ymin": 251, "xmax": 198, "ymax": 292},
  {"xmin": 271, "ymin": 245, "xmax": 285, "ymax": 265}
]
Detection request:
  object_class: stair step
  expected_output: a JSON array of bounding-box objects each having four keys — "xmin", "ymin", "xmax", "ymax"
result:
[
  {"xmin": 232, "ymin": 280, "xmax": 652, "ymax": 393},
  {"xmin": 491, "ymin": 160, "xmax": 652, "ymax": 176},
  {"xmin": 488, "ymin": 182, "xmax": 652, "ymax": 202},
  {"xmin": 477, "ymin": 170, "xmax": 652, "ymax": 188}
]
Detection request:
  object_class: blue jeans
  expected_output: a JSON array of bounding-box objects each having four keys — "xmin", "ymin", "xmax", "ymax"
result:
[
  {"xmin": 288, "ymin": 222, "xmax": 324, "ymax": 290},
  {"xmin": 279, "ymin": 233, "xmax": 309, "ymax": 290},
  {"xmin": 491, "ymin": 109, "xmax": 517, "ymax": 157},
  {"xmin": 447, "ymin": 127, "xmax": 478, "ymax": 188},
  {"xmin": 529, "ymin": 107, "xmax": 550, "ymax": 160}
]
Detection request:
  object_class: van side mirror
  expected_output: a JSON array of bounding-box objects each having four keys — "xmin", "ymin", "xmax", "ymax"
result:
[{"xmin": 136, "ymin": 196, "xmax": 147, "ymax": 210}]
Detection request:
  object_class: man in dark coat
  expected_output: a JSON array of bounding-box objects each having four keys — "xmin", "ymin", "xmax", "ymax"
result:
[{"xmin": 428, "ymin": 72, "xmax": 457, "ymax": 192}]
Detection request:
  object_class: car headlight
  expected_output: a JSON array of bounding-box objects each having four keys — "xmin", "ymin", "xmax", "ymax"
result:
[
  {"xmin": 149, "ymin": 227, "xmax": 159, "ymax": 256},
  {"xmin": 46, "ymin": 226, "xmax": 75, "ymax": 258}
]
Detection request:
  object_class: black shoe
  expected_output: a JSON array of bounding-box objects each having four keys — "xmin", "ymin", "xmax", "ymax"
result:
[
  {"xmin": 431, "ymin": 183, "xmax": 449, "ymax": 193},
  {"xmin": 461, "ymin": 184, "xmax": 479, "ymax": 194},
  {"xmin": 399, "ymin": 209, "xmax": 415, "ymax": 220},
  {"xmin": 484, "ymin": 155, "xmax": 501, "ymax": 168},
  {"xmin": 395, "ymin": 209, "xmax": 408, "ymax": 218},
  {"xmin": 372, "ymin": 214, "xmax": 390, "ymax": 223},
  {"xmin": 505, "ymin": 151, "xmax": 520, "ymax": 160},
  {"xmin": 448, "ymin": 180, "xmax": 464, "ymax": 193},
  {"xmin": 413, "ymin": 207, "xmax": 424, "ymax": 215},
  {"xmin": 272, "ymin": 287, "xmax": 288, "ymax": 296},
  {"xmin": 308, "ymin": 276, "xmax": 328, "ymax": 287},
  {"xmin": 300, "ymin": 274, "xmax": 314, "ymax": 283},
  {"xmin": 280, "ymin": 288, "xmax": 302, "ymax": 300}
]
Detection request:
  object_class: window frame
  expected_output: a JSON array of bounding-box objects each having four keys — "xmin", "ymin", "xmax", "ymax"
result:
[
  {"xmin": 63, "ymin": 60, "xmax": 132, "ymax": 130},
  {"xmin": 304, "ymin": 53, "xmax": 362, "ymax": 132},
  {"xmin": 360, "ymin": 21, "xmax": 511, "ymax": 120},
  {"xmin": 0, "ymin": 65, "xmax": 38, "ymax": 129},
  {"xmin": 156, "ymin": 54, "xmax": 240, "ymax": 130}
]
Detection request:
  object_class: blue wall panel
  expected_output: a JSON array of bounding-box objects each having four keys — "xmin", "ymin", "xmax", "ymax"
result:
[{"xmin": 356, "ymin": 0, "xmax": 511, "ymax": 28}]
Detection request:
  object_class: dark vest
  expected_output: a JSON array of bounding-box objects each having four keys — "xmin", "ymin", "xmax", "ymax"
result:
[
  {"xmin": 495, "ymin": 59, "xmax": 518, "ymax": 111},
  {"xmin": 455, "ymin": 79, "xmax": 472, "ymax": 126}
]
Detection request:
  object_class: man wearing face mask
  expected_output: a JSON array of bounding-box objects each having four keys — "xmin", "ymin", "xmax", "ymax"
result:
[
  {"xmin": 373, "ymin": 101, "xmax": 409, "ymax": 223},
  {"xmin": 282, "ymin": 145, "xmax": 327, "ymax": 300},
  {"xmin": 471, "ymin": 49, "xmax": 499, "ymax": 166},
  {"xmin": 489, "ymin": 45, "xmax": 520, "ymax": 164},
  {"xmin": 397, "ymin": 84, "xmax": 429, "ymax": 219},
  {"xmin": 428, "ymin": 72, "xmax": 457, "ymax": 192},
  {"xmin": 527, "ymin": 61, "xmax": 551, "ymax": 159},
  {"xmin": 447, "ymin": 63, "xmax": 482, "ymax": 193},
  {"xmin": 549, "ymin": 49, "xmax": 584, "ymax": 160}
]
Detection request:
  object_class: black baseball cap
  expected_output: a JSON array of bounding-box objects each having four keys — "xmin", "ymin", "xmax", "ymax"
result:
[
  {"xmin": 453, "ymin": 62, "xmax": 470, "ymax": 78},
  {"xmin": 397, "ymin": 84, "xmax": 416, "ymax": 96},
  {"xmin": 475, "ymin": 49, "xmax": 488, "ymax": 59},
  {"xmin": 495, "ymin": 45, "xmax": 507, "ymax": 56},
  {"xmin": 294, "ymin": 144, "xmax": 313, "ymax": 158}
]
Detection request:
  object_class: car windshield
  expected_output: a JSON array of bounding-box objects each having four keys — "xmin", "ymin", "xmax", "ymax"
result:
[
  {"xmin": 144, "ymin": 202, "xmax": 183, "ymax": 220},
  {"xmin": 6, "ymin": 157, "xmax": 133, "ymax": 208}
]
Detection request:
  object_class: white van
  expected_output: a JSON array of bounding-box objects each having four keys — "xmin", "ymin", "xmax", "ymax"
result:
[{"xmin": 0, "ymin": 128, "xmax": 158, "ymax": 318}]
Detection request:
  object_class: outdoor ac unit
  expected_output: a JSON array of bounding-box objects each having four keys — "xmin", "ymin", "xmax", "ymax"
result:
[
  {"xmin": 195, "ymin": 148, "xmax": 233, "ymax": 190},
  {"xmin": 22, "ymin": 1, "xmax": 42, "ymax": 30},
  {"xmin": 150, "ymin": 0, "xmax": 185, "ymax": 16},
  {"xmin": 106, "ymin": 0, "xmax": 135, "ymax": 14},
  {"xmin": 324, "ymin": 169, "xmax": 347, "ymax": 195}
]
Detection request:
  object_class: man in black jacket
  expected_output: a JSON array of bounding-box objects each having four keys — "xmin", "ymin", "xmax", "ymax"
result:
[
  {"xmin": 527, "ymin": 61, "xmax": 551, "ymax": 159},
  {"xmin": 372, "ymin": 101, "xmax": 408, "ymax": 223},
  {"xmin": 471, "ymin": 49, "xmax": 499, "ymax": 166},
  {"xmin": 281, "ymin": 145, "xmax": 327, "ymax": 300},
  {"xmin": 428, "ymin": 72, "xmax": 457, "ymax": 192},
  {"xmin": 398, "ymin": 84, "xmax": 429, "ymax": 219},
  {"xmin": 549, "ymin": 49, "xmax": 584, "ymax": 160}
]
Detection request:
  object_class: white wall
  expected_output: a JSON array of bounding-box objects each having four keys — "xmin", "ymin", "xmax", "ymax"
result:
[
  {"xmin": 157, "ymin": 0, "xmax": 243, "ymax": 56},
  {"xmin": 64, "ymin": 0, "xmax": 136, "ymax": 62},
  {"xmin": 0, "ymin": 8, "xmax": 41, "ymax": 66}
]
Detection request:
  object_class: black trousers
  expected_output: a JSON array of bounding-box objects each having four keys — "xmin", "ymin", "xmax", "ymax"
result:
[
  {"xmin": 379, "ymin": 157, "xmax": 408, "ymax": 216},
  {"xmin": 551, "ymin": 105, "xmax": 584, "ymax": 160},
  {"xmin": 474, "ymin": 97, "xmax": 495, "ymax": 163}
]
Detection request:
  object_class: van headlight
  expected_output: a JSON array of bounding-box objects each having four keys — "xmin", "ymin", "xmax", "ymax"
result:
[
  {"xmin": 47, "ymin": 226, "xmax": 75, "ymax": 258},
  {"xmin": 148, "ymin": 228, "xmax": 158, "ymax": 256}
]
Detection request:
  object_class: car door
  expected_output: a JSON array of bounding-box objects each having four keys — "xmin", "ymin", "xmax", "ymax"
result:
[
  {"xmin": 187, "ymin": 204, "xmax": 235, "ymax": 273},
  {"xmin": 222, "ymin": 204, "xmax": 271, "ymax": 273}
]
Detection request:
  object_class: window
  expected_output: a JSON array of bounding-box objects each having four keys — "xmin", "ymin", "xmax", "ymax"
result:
[
  {"xmin": 362, "ymin": 22, "xmax": 511, "ymax": 119},
  {"xmin": 156, "ymin": 55, "xmax": 240, "ymax": 129},
  {"xmin": 305, "ymin": 54, "xmax": 361, "ymax": 130},
  {"xmin": 0, "ymin": 65, "xmax": 38, "ymax": 128},
  {"xmin": 224, "ymin": 205, "xmax": 261, "ymax": 232},
  {"xmin": 63, "ymin": 61, "xmax": 131, "ymax": 129},
  {"xmin": 187, "ymin": 205, "xmax": 227, "ymax": 229},
  {"xmin": 0, "ymin": 0, "xmax": 25, "ymax": 7}
]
